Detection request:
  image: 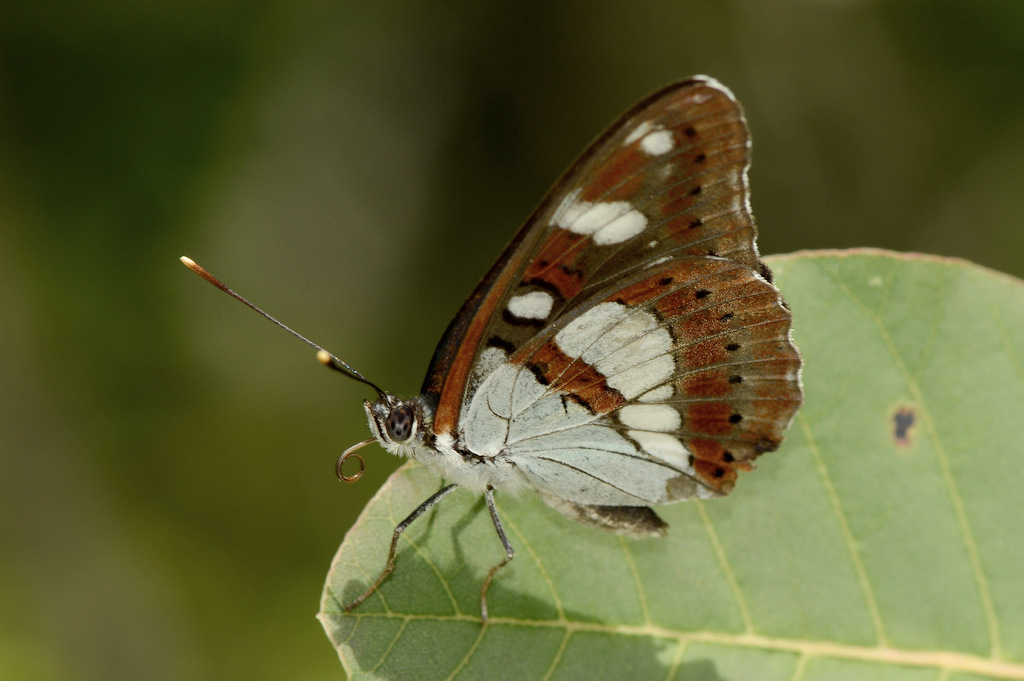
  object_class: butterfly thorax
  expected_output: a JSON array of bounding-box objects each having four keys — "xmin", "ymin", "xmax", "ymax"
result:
[{"xmin": 364, "ymin": 395, "xmax": 524, "ymax": 495}]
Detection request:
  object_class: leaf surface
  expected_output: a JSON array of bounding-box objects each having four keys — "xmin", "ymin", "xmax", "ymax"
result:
[{"xmin": 320, "ymin": 250, "xmax": 1024, "ymax": 681}]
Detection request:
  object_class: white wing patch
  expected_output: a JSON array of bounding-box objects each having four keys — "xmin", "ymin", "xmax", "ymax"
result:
[
  {"xmin": 463, "ymin": 360, "xmax": 594, "ymax": 457},
  {"xmin": 627, "ymin": 430, "xmax": 691, "ymax": 471},
  {"xmin": 458, "ymin": 327, "xmax": 697, "ymax": 505},
  {"xmin": 514, "ymin": 448, "xmax": 684, "ymax": 506},
  {"xmin": 623, "ymin": 120, "xmax": 674, "ymax": 156},
  {"xmin": 640, "ymin": 129, "xmax": 674, "ymax": 155},
  {"xmin": 552, "ymin": 189, "xmax": 647, "ymax": 245},
  {"xmin": 638, "ymin": 384, "xmax": 673, "ymax": 402},
  {"xmin": 554, "ymin": 301, "xmax": 673, "ymax": 399},
  {"xmin": 507, "ymin": 290, "xmax": 554, "ymax": 320},
  {"xmin": 618, "ymin": 404, "xmax": 680, "ymax": 431},
  {"xmin": 624, "ymin": 120, "xmax": 656, "ymax": 144}
]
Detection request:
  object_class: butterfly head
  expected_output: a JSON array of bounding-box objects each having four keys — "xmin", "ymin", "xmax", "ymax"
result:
[{"xmin": 364, "ymin": 395, "xmax": 427, "ymax": 455}]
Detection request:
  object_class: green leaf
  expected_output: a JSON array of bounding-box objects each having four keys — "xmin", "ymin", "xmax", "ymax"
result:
[{"xmin": 319, "ymin": 250, "xmax": 1024, "ymax": 681}]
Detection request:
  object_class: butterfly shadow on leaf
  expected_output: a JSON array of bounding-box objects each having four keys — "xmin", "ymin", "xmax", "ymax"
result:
[
  {"xmin": 327, "ymin": 486, "xmax": 746, "ymax": 681},
  {"xmin": 335, "ymin": 566, "xmax": 735, "ymax": 681}
]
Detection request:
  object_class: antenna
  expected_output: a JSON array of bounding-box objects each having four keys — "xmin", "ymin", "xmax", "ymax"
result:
[{"xmin": 180, "ymin": 256, "xmax": 387, "ymax": 400}]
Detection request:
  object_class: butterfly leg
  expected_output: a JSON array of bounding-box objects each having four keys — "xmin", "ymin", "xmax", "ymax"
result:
[
  {"xmin": 479, "ymin": 485, "xmax": 515, "ymax": 623},
  {"xmin": 344, "ymin": 482, "xmax": 459, "ymax": 613}
]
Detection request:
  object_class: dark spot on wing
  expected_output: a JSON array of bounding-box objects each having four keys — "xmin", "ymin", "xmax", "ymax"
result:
[
  {"xmin": 487, "ymin": 336, "xmax": 516, "ymax": 354},
  {"xmin": 503, "ymin": 309, "xmax": 546, "ymax": 326},
  {"xmin": 565, "ymin": 392, "xmax": 596, "ymax": 414},
  {"xmin": 525, "ymin": 274, "xmax": 574, "ymax": 300},
  {"xmin": 526, "ymin": 362, "xmax": 551, "ymax": 386}
]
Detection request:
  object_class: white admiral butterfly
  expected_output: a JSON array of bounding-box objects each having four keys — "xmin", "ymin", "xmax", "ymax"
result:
[{"xmin": 183, "ymin": 75, "xmax": 803, "ymax": 622}]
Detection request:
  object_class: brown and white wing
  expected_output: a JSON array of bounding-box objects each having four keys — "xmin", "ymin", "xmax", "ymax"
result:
[
  {"xmin": 422, "ymin": 77, "xmax": 773, "ymax": 436},
  {"xmin": 420, "ymin": 76, "xmax": 801, "ymax": 524},
  {"xmin": 458, "ymin": 254, "xmax": 801, "ymax": 509}
]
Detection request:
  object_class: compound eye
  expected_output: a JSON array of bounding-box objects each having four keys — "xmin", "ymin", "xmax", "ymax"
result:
[{"xmin": 385, "ymin": 404, "xmax": 415, "ymax": 442}]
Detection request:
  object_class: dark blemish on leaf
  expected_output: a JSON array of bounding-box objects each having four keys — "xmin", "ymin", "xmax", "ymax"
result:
[
  {"xmin": 694, "ymin": 153, "xmax": 706, "ymax": 163},
  {"xmin": 683, "ymin": 126, "xmax": 697, "ymax": 137},
  {"xmin": 720, "ymin": 312, "xmax": 734, "ymax": 322},
  {"xmin": 660, "ymin": 277, "xmax": 673, "ymax": 286},
  {"xmin": 726, "ymin": 343, "xmax": 740, "ymax": 352},
  {"xmin": 695, "ymin": 289, "xmax": 711, "ymax": 299},
  {"xmin": 729, "ymin": 413, "xmax": 743, "ymax": 424},
  {"xmin": 893, "ymin": 406, "xmax": 916, "ymax": 447},
  {"xmin": 728, "ymin": 375, "xmax": 743, "ymax": 383},
  {"xmin": 689, "ymin": 218, "xmax": 703, "ymax": 229}
]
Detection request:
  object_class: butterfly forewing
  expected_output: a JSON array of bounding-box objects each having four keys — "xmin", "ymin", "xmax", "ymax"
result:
[{"xmin": 424, "ymin": 76, "xmax": 800, "ymax": 503}]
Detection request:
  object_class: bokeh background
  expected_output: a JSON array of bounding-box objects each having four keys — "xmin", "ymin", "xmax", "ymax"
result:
[{"xmin": 2, "ymin": 1, "xmax": 1023, "ymax": 679}]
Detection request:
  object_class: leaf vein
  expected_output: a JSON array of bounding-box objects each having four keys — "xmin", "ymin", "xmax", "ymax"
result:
[
  {"xmin": 797, "ymin": 411, "xmax": 888, "ymax": 645},
  {"xmin": 618, "ymin": 535, "xmax": 652, "ymax": 625},
  {"xmin": 501, "ymin": 503, "xmax": 566, "ymax": 620},
  {"xmin": 368, "ymin": 617, "xmax": 409, "ymax": 675},
  {"xmin": 541, "ymin": 630, "xmax": 573, "ymax": 681},
  {"xmin": 695, "ymin": 500, "xmax": 754, "ymax": 633}
]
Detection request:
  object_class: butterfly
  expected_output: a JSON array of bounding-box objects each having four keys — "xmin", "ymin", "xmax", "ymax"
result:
[{"xmin": 183, "ymin": 75, "xmax": 803, "ymax": 623}]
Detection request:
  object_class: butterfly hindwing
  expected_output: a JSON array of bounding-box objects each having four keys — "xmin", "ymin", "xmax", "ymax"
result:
[{"xmin": 458, "ymin": 255, "xmax": 800, "ymax": 509}]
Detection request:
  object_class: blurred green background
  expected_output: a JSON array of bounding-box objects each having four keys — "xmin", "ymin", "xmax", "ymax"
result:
[{"xmin": 2, "ymin": 1, "xmax": 1022, "ymax": 679}]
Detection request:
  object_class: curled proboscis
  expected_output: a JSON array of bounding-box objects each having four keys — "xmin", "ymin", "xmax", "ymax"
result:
[{"xmin": 336, "ymin": 438, "xmax": 374, "ymax": 483}]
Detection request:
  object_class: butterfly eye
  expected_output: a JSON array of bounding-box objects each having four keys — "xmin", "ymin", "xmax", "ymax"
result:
[{"xmin": 385, "ymin": 404, "xmax": 415, "ymax": 442}]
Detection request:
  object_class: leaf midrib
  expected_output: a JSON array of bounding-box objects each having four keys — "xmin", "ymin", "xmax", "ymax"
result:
[{"xmin": 335, "ymin": 612, "xmax": 1024, "ymax": 680}]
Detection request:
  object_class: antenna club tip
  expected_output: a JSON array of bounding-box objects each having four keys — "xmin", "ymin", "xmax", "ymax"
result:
[
  {"xmin": 316, "ymin": 349, "xmax": 332, "ymax": 366},
  {"xmin": 180, "ymin": 256, "xmax": 203, "ymax": 275}
]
